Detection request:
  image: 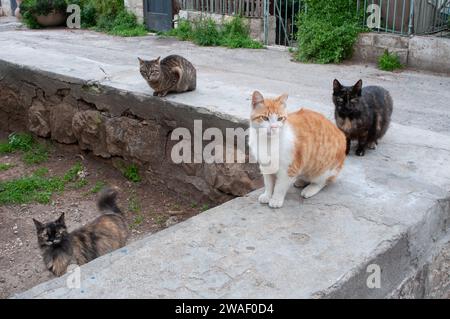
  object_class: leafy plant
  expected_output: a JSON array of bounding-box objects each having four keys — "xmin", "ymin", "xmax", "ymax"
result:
[
  {"xmin": 0, "ymin": 163, "xmax": 14, "ymax": 171},
  {"xmin": 192, "ymin": 18, "xmax": 222, "ymax": 46},
  {"xmin": 122, "ymin": 164, "xmax": 141, "ymax": 183},
  {"xmin": 166, "ymin": 16, "xmax": 263, "ymax": 49},
  {"xmin": 70, "ymin": 0, "xmax": 147, "ymax": 37},
  {"xmin": 107, "ymin": 10, "xmax": 148, "ymax": 37},
  {"xmin": 0, "ymin": 133, "xmax": 49, "ymax": 165},
  {"xmin": 378, "ymin": 50, "xmax": 403, "ymax": 71},
  {"xmin": 295, "ymin": 0, "xmax": 363, "ymax": 64},
  {"xmin": 220, "ymin": 16, "xmax": 263, "ymax": 49}
]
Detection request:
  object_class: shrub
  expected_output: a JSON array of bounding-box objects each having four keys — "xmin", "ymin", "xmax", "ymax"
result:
[
  {"xmin": 82, "ymin": 0, "xmax": 147, "ymax": 37},
  {"xmin": 191, "ymin": 18, "xmax": 221, "ymax": 46},
  {"xmin": 167, "ymin": 16, "xmax": 263, "ymax": 49},
  {"xmin": 70, "ymin": 0, "xmax": 96, "ymax": 28},
  {"xmin": 108, "ymin": 10, "xmax": 148, "ymax": 37},
  {"xmin": 220, "ymin": 16, "xmax": 263, "ymax": 49},
  {"xmin": 378, "ymin": 50, "xmax": 403, "ymax": 71},
  {"xmin": 295, "ymin": 0, "xmax": 363, "ymax": 64},
  {"xmin": 169, "ymin": 19, "xmax": 193, "ymax": 40}
]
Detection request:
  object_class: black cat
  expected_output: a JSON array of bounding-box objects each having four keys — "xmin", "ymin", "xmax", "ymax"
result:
[{"xmin": 333, "ymin": 79, "xmax": 393, "ymax": 156}]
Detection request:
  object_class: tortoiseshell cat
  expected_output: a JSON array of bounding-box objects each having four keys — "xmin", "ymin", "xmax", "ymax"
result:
[
  {"xmin": 33, "ymin": 188, "xmax": 128, "ymax": 276},
  {"xmin": 249, "ymin": 91, "xmax": 347, "ymax": 208},
  {"xmin": 138, "ymin": 55, "xmax": 197, "ymax": 97},
  {"xmin": 333, "ymin": 79, "xmax": 393, "ymax": 156}
]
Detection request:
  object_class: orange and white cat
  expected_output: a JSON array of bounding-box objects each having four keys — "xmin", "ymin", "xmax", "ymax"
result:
[{"xmin": 248, "ymin": 91, "xmax": 347, "ymax": 208}]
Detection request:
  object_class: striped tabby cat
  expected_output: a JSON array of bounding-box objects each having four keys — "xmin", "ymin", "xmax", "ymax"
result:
[
  {"xmin": 138, "ymin": 55, "xmax": 197, "ymax": 97},
  {"xmin": 33, "ymin": 188, "xmax": 128, "ymax": 276},
  {"xmin": 249, "ymin": 91, "xmax": 347, "ymax": 208}
]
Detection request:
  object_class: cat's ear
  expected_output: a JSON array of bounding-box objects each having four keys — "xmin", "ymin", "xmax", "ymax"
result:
[
  {"xmin": 277, "ymin": 93, "xmax": 288, "ymax": 105},
  {"xmin": 252, "ymin": 91, "xmax": 264, "ymax": 109},
  {"xmin": 138, "ymin": 57, "xmax": 144, "ymax": 64},
  {"xmin": 156, "ymin": 56, "xmax": 161, "ymax": 63},
  {"xmin": 33, "ymin": 218, "xmax": 44, "ymax": 231},
  {"xmin": 333, "ymin": 79, "xmax": 342, "ymax": 92},
  {"xmin": 353, "ymin": 79, "xmax": 363, "ymax": 96},
  {"xmin": 56, "ymin": 213, "xmax": 65, "ymax": 225}
]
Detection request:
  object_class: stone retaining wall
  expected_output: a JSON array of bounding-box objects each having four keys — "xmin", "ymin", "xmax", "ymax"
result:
[
  {"xmin": 0, "ymin": 61, "xmax": 262, "ymax": 203},
  {"xmin": 352, "ymin": 33, "xmax": 450, "ymax": 74}
]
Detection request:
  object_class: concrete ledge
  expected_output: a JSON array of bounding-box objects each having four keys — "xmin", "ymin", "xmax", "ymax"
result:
[
  {"xmin": 13, "ymin": 126, "xmax": 450, "ymax": 297},
  {"xmin": 1, "ymin": 30, "xmax": 449, "ymax": 298}
]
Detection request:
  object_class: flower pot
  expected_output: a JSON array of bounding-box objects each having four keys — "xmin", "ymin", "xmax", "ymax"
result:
[{"xmin": 35, "ymin": 11, "xmax": 66, "ymax": 27}]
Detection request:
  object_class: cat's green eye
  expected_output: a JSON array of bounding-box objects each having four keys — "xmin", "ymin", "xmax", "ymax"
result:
[
  {"xmin": 278, "ymin": 117, "xmax": 286, "ymax": 121},
  {"xmin": 337, "ymin": 97, "xmax": 344, "ymax": 102},
  {"xmin": 262, "ymin": 116, "xmax": 269, "ymax": 121},
  {"xmin": 350, "ymin": 98, "xmax": 359, "ymax": 103}
]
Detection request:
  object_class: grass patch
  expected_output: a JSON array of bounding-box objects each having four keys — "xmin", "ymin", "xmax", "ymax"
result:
[
  {"xmin": 0, "ymin": 170, "xmax": 64, "ymax": 205},
  {"xmin": 89, "ymin": 181, "xmax": 106, "ymax": 194},
  {"xmin": 122, "ymin": 164, "xmax": 141, "ymax": 183},
  {"xmin": 166, "ymin": 16, "xmax": 263, "ymax": 49},
  {"xmin": 130, "ymin": 214, "xmax": 144, "ymax": 229},
  {"xmin": 128, "ymin": 193, "xmax": 141, "ymax": 213},
  {"xmin": 378, "ymin": 50, "xmax": 403, "ymax": 72},
  {"xmin": 0, "ymin": 163, "xmax": 91, "ymax": 205},
  {"xmin": 63, "ymin": 162, "xmax": 83, "ymax": 182},
  {"xmin": 0, "ymin": 163, "xmax": 14, "ymax": 171},
  {"xmin": 22, "ymin": 144, "xmax": 49, "ymax": 165},
  {"xmin": 0, "ymin": 133, "xmax": 49, "ymax": 165}
]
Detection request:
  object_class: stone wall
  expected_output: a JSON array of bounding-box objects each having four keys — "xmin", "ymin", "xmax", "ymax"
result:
[
  {"xmin": 124, "ymin": 0, "xmax": 144, "ymax": 23},
  {"xmin": 352, "ymin": 33, "xmax": 450, "ymax": 74},
  {"xmin": 0, "ymin": 60, "xmax": 262, "ymax": 204},
  {"xmin": 0, "ymin": 0, "xmax": 13, "ymax": 16}
]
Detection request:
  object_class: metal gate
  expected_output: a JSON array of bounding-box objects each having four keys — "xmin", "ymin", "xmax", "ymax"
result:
[
  {"xmin": 144, "ymin": 0, "xmax": 173, "ymax": 32},
  {"xmin": 9, "ymin": 0, "xmax": 17, "ymax": 16},
  {"xmin": 269, "ymin": 0, "xmax": 304, "ymax": 46}
]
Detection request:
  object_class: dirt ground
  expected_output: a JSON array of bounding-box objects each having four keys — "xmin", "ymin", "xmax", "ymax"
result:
[{"xmin": 0, "ymin": 132, "xmax": 210, "ymax": 298}]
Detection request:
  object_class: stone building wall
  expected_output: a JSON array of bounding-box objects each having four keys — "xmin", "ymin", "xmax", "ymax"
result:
[{"xmin": 124, "ymin": 0, "xmax": 144, "ymax": 23}]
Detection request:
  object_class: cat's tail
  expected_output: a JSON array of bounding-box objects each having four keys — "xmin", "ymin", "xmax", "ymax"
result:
[{"xmin": 97, "ymin": 187, "xmax": 122, "ymax": 215}]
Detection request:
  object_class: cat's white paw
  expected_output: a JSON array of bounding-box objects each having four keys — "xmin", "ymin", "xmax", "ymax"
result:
[
  {"xmin": 258, "ymin": 193, "xmax": 271, "ymax": 204},
  {"xmin": 268, "ymin": 197, "xmax": 284, "ymax": 208},
  {"xmin": 367, "ymin": 141, "xmax": 377, "ymax": 150},
  {"xmin": 301, "ymin": 184, "xmax": 324, "ymax": 199}
]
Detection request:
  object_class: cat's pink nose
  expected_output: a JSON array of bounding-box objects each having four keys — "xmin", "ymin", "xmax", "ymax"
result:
[{"xmin": 271, "ymin": 124, "xmax": 278, "ymax": 128}]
